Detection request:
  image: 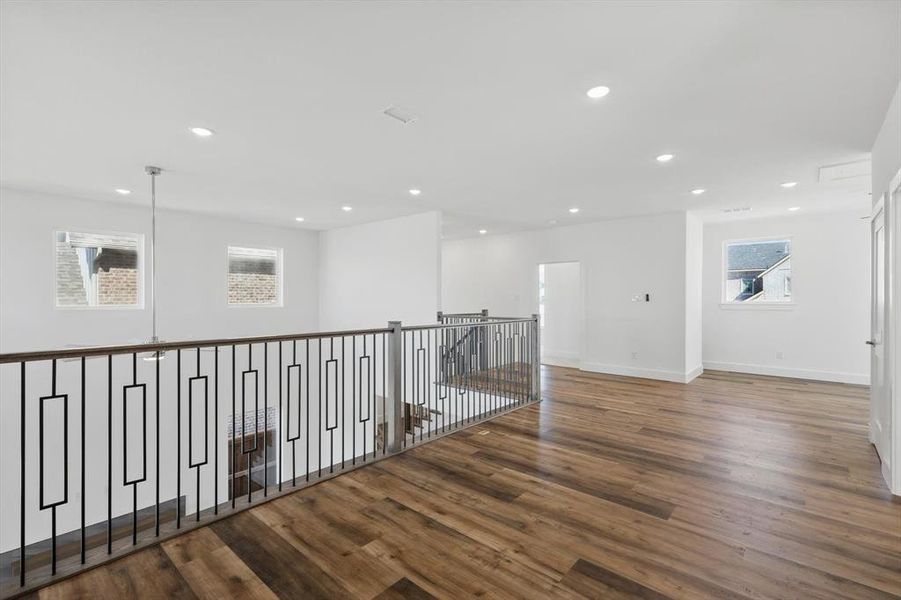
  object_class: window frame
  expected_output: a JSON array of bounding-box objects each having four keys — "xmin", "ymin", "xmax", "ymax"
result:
[
  {"xmin": 720, "ymin": 236, "xmax": 795, "ymax": 309},
  {"xmin": 226, "ymin": 245, "xmax": 284, "ymax": 308},
  {"xmin": 52, "ymin": 228, "xmax": 145, "ymax": 311}
]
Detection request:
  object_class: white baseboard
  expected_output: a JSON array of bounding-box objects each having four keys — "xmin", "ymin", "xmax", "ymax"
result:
[
  {"xmin": 580, "ymin": 361, "xmax": 701, "ymax": 384},
  {"xmin": 684, "ymin": 364, "xmax": 704, "ymax": 383},
  {"xmin": 702, "ymin": 361, "xmax": 869, "ymax": 385},
  {"xmin": 541, "ymin": 351, "xmax": 581, "ymax": 368}
]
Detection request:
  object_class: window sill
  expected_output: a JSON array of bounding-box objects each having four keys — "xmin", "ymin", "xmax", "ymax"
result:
[{"xmin": 719, "ymin": 302, "xmax": 795, "ymax": 310}]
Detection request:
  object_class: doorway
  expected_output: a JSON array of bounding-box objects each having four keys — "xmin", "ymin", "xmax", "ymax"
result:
[{"xmin": 538, "ymin": 262, "xmax": 582, "ymax": 367}]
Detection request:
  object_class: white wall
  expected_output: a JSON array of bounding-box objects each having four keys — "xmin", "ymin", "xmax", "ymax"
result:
[
  {"xmin": 443, "ymin": 212, "xmax": 697, "ymax": 382},
  {"xmin": 702, "ymin": 210, "xmax": 870, "ymax": 384},
  {"xmin": 0, "ymin": 187, "xmax": 320, "ymax": 353},
  {"xmin": 684, "ymin": 213, "xmax": 703, "ymax": 377},
  {"xmin": 318, "ymin": 211, "xmax": 442, "ymax": 330},
  {"xmin": 870, "ymin": 81, "xmax": 901, "ymax": 494},
  {"xmin": 541, "ymin": 261, "xmax": 582, "ymax": 367}
]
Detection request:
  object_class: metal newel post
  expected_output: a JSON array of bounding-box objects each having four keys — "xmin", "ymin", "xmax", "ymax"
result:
[
  {"xmin": 531, "ymin": 314, "xmax": 541, "ymax": 402},
  {"xmin": 436, "ymin": 311, "xmax": 444, "ymax": 324},
  {"xmin": 386, "ymin": 321, "xmax": 404, "ymax": 452},
  {"xmin": 479, "ymin": 309, "xmax": 489, "ymax": 370}
]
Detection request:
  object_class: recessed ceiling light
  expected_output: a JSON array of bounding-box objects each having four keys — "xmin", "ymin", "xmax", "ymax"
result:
[
  {"xmin": 780, "ymin": 181, "xmax": 798, "ymax": 188},
  {"xmin": 115, "ymin": 188, "xmax": 131, "ymax": 195},
  {"xmin": 548, "ymin": 219, "xmax": 558, "ymax": 225},
  {"xmin": 295, "ymin": 217, "xmax": 305, "ymax": 222},
  {"xmin": 341, "ymin": 206, "xmax": 353, "ymax": 212},
  {"xmin": 478, "ymin": 229, "xmax": 487, "ymax": 235},
  {"xmin": 190, "ymin": 126, "xmax": 214, "ymax": 137},
  {"xmin": 568, "ymin": 207, "xmax": 580, "ymax": 214},
  {"xmin": 691, "ymin": 189, "xmax": 705, "ymax": 195},
  {"xmin": 586, "ymin": 85, "xmax": 610, "ymax": 99},
  {"xmin": 409, "ymin": 189, "xmax": 422, "ymax": 196},
  {"xmin": 656, "ymin": 154, "xmax": 674, "ymax": 162},
  {"xmin": 788, "ymin": 206, "xmax": 801, "ymax": 212}
]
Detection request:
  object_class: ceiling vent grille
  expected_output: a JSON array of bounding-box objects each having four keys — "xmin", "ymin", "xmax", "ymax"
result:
[
  {"xmin": 382, "ymin": 105, "xmax": 417, "ymax": 125},
  {"xmin": 722, "ymin": 207, "xmax": 752, "ymax": 214}
]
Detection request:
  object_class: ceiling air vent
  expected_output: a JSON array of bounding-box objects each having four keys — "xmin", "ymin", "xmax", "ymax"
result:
[
  {"xmin": 722, "ymin": 207, "xmax": 752, "ymax": 214},
  {"xmin": 382, "ymin": 105, "xmax": 417, "ymax": 125},
  {"xmin": 818, "ymin": 159, "xmax": 871, "ymax": 183}
]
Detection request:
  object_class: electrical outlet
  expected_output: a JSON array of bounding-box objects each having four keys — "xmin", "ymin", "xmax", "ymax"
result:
[{"xmin": 775, "ymin": 351, "xmax": 784, "ymax": 360}]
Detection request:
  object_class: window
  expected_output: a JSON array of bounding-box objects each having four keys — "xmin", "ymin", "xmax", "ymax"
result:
[
  {"xmin": 55, "ymin": 231, "xmax": 142, "ymax": 308},
  {"xmin": 227, "ymin": 246, "xmax": 282, "ymax": 306},
  {"xmin": 723, "ymin": 239, "xmax": 792, "ymax": 303}
]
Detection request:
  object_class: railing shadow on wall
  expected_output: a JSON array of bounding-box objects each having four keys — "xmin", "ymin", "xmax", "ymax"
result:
[{"xmin": 0, "ymin": 311, "xmax": 540, "ymax": 598}]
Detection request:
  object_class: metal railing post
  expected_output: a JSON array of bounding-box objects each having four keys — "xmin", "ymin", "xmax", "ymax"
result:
[
  {"xmin": 386, "ymin": 321, "xmax": 404, "ymax": 452},
  {"xmin": 531, "ymin": 314, "xmax": 541, "ymax": 402},
  {"xmin": 479, "ymin": 309, "xmax": 489, "ymax": 370},
  {"xmin": 436, "ymin": 311, "xmax": 444, "ymax": 324}
]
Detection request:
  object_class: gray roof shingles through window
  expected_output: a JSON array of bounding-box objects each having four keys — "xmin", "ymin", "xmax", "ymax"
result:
[{"xmin": 727, "ymin": 241, "xmax": 790, "ymax": 271}]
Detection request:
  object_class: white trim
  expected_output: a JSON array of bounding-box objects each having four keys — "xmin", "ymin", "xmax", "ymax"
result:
[
  {"xmin": 580, "ymin": 361, "xmax": 700, "ymax": 384},
  {"xmin": 684, "ymin": 365, "xmax": 704, "ymax": 383},
  {"xmin": 704, "ymin": 360, "xmax": 869, "ymax": 385},
  {"xmin": 540, "ymin": 351, "xmax": 580, "ymax": 368},
  {"xmin": 719, "ymin": 302, "xmax": 795, "ymax": 310},
  {"xmin": 890, "ymin": 168, "xmax": 901, "ymax": 495}
]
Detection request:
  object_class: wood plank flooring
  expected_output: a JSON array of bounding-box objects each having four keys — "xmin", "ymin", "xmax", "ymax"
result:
[{"xmin": 27, "ymin": 367, "xmax": 901, "ymax": 599}]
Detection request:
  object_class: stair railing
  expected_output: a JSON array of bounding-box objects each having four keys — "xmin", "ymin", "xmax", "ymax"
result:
[{"xmin": 0, "ymin": 313, "xmax": 540, "ymax": 598}]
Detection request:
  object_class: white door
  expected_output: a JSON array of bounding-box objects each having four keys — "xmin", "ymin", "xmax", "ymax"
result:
[{"xmin": 870, "ymin": 200, "xmax": 889, "ymax": 467}]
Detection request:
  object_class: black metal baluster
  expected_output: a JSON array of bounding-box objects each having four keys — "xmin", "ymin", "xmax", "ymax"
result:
[
  {"xmin": 176, "ymin": 348, "xmax": 181, "ymax": 528},
  {"xmin": 122, "ymin": 352, "xmax": 148, "ymax": 544},
  {"xmin": 107, "ymin": 354, "xmax": 112, "ymax": 554},
  {"xmin": 287, "ymin": 340, "xmax": 301, "ymax": 487},
  {"xmin": 231, "ymin": 344, "xmax": 236, "ymax": 509},
  {"xmin": 19, "ymin": 362, "xmax": 25, "ymax": 587},
  {"xmin": 155, "ymin": 351, "xmax": 160, "ymax": 534},
  {"xmin": 352, "ymin": 335, "xmax": 356, "ymax": 465},
  {"xmin": 263, "ymin": 343, "xmax": 268, "ymax": 497},
  {"xmin": 245, "ymin": 343, "xmax": 257, "ymax": 504},
  {"xmin": 342, "ymin": 335, "xmax": 346, "ymax": 469},
  {"xmin": 306, "ymin": 339, "xmax": 310, "ymax": 481},
  {"xmin": 194, "ymin": 349, "xmax": 202, "ymax": 519},
  {"xmin": 370, "ymin": 333, "xmax": 376, "ymax": 459},
  {"xmin": 427, "ymin": 329, "xmax": 432, "ymax": 438},
  {"xmin": 318, "ymin": 337, "xmax": 322, "ymax": 477},
  {"xmin": 214, "ymin": 347, "xmax": 218, "ymax": 515},
  {"xmin": 80, "ymin": 356, "xmax": 86, "ymax": 563},
  {"xmin": 381, "ymin": 333, "xmax": 386, "ymax": 455},
  {"xmin": 278, "ymin": 341, "xmax": 283, "ymax": 492}
]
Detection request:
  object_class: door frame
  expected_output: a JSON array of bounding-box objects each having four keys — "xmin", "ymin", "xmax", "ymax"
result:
[
  {"xmin": 537, "ymin": 260, "xmax": 585, "ymax": 368},
  {"xmin": 870, "ymin": 194, "xmax": 888, "ymax": 482},
  {"xmin": 890, "ymin": 168, "xmax": 901, "ymax": 494}
]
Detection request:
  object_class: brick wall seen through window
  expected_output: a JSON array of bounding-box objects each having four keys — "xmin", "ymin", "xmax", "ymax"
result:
[
  {"xmin": 55, "ymin": 231, "xmax": 141, "ymax": 308},
  {"xmin": 227, "ymin": 246, "xmax": 281, "ymax": 306}
]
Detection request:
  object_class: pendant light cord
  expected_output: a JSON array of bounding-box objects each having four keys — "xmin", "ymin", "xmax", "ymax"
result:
[{"xmin": 145, "ymin": 166, "xmax": 162, "ymax": 344}]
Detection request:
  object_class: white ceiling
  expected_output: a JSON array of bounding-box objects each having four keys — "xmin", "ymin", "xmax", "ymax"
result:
[{"xmin": 1, "ymin": 1, "xmax": 898, "ymax": 238}]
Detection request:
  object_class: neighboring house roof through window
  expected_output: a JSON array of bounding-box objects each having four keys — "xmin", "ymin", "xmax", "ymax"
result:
[{"xmin": 726, "ymin": 240, "xmax": 789, "ymax": 271}]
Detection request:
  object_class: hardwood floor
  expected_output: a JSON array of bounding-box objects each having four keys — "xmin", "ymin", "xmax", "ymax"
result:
[{"xmin": 28, "ymin": 367, "xmax": 901, "ymax": 599}]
